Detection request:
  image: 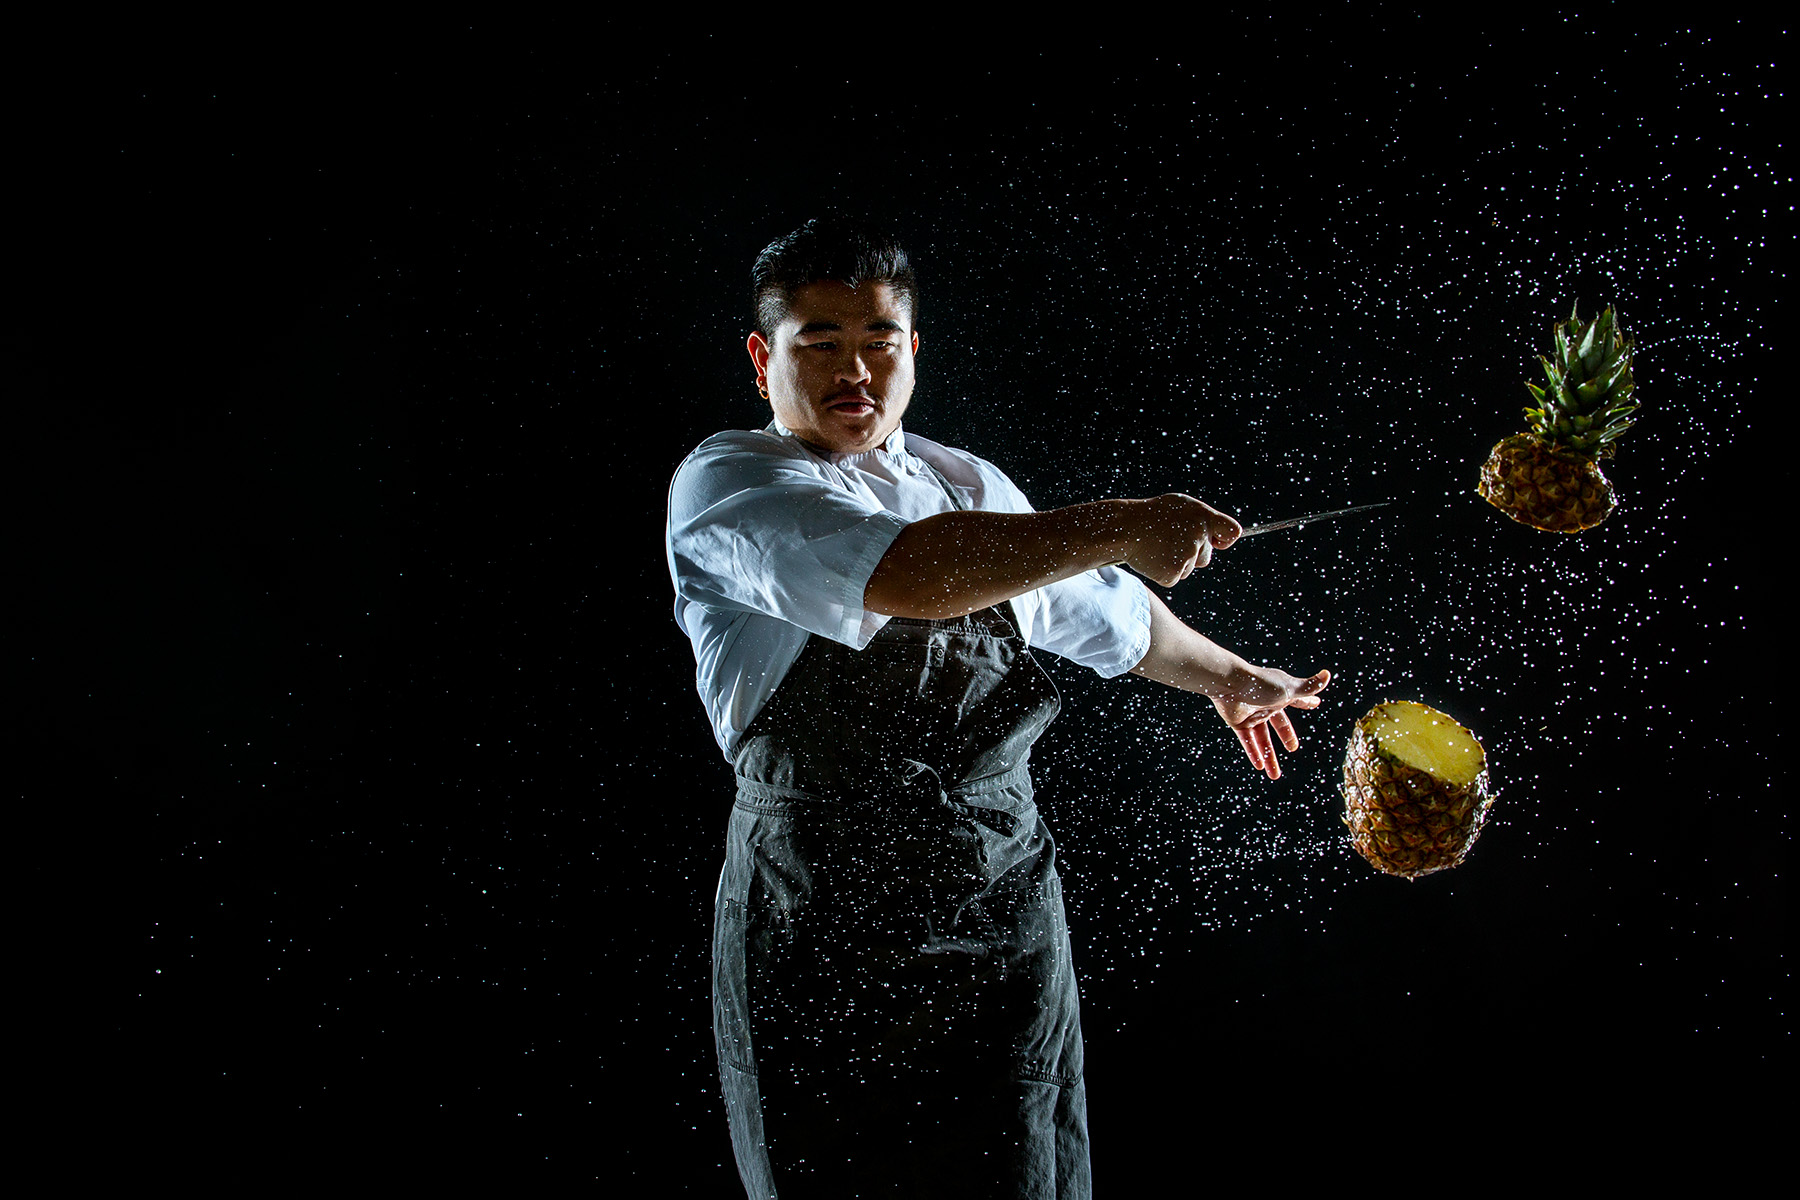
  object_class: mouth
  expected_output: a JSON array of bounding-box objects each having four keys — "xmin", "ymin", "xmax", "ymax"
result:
[{"xmin": 826, "ymin": 394, "xmax": 878, "ymax": 416}]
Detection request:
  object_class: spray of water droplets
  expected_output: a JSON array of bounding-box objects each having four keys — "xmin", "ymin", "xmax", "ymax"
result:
[{"xmin": 878, "ymin": 44, "xmax": 1780, "ymax": 976}]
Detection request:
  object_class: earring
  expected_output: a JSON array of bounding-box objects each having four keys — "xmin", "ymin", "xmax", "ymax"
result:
[{"xmin": 757, "ymin": 378, "xmax": 769, "ymax": 399}]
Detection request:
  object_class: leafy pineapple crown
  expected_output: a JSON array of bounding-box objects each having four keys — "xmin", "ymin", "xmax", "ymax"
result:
[{"xmin": 1523, "ymin": 303, "xmax": 1638, "ymax": 457}]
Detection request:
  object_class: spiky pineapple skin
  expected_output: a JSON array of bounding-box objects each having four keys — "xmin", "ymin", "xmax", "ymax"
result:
[
  {"xmin": 1341, "ymin": 718, "xmax": 1495, "ymax": 880},
  {"xmin": 1478, "ymin": 433, "xmax": 1618, "ymax": 532}
]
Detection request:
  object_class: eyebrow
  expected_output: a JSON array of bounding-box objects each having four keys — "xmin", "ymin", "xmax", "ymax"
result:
[{"xmin": 796, "ymin": 319, "xmax": 905, "ymax": 335}]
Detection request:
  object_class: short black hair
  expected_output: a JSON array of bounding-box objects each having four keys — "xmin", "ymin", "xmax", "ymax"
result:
[{"xmin": 751, "ymin": 217, "xmax": 918, "ymax": 340}]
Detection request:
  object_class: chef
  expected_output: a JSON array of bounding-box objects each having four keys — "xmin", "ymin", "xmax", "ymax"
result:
[{"xmin": 666, "ymin": 218, "xmax": 1330, "ymax": 1199}]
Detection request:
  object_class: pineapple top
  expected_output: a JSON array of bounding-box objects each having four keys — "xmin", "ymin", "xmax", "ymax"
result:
[{"xmin": 1523, "ymin": 304, "xmax": 1638, "ymax": 458}]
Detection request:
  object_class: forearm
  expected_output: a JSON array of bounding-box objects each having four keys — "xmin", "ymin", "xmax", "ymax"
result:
[
  {"xmin": 864, "ymin": 502, "xmax": 1137, "ymax": 619},
  {"xmin": 1130, "ymin": 591, "xmax": 1331, "ymax": 781},
  {"xmin": 1128, "ymin": 590, "xmax": 1260, "ymax": 698}
]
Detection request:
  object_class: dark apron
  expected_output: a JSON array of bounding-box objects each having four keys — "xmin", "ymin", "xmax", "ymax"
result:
[{"xmin": 713, "ymin": 463, "xmax": 1090, "ymax": 1199}]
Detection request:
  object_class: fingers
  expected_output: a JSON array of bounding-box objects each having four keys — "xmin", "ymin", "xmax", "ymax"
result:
[
  {"xmin": 1256, "ymin": 723, "xmax": 1280, "ymax": 780},
  {"xmin": 1210, "ymin": 511, "xmax": 1243, "ymax": 550},
  {"xmin": 1237, "ymin": 723, "xmax": 1281, "ymax": 780},
  {"xmin": 1236, "ymin": 711, "xmax": 1297, "ymax": 778},
  {"xmin": 1271, "ymin": 710, "xmax": 1299, "ymax": 752},
  {"xmin": 1236, "ymin": 724, "xmax": 1272, "ymax": 778}
]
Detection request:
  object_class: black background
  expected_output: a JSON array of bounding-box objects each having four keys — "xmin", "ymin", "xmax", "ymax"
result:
[{"xmin": 23, "ymin": 17, "xmax": 1783, "ymax": 1192}]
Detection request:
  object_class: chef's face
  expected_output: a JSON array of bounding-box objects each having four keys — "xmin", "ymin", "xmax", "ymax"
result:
[{"xmin": 747, "ymin": 280, "xmax": 919, "ymax": 455}]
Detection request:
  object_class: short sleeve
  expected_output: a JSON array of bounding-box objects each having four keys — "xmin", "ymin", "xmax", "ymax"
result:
[
  {"xmin": 667, "ymin": 432, "xmax": 909, "ymax": 648},
  {"xmin": 1028, "ymin": 568, "xmax": 1152, "ymax": 677}
]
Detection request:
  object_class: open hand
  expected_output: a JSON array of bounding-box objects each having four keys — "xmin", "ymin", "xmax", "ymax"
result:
[{"xmin": 1211, "ymin": 668, "xmax": 1331, "ymax": 780}]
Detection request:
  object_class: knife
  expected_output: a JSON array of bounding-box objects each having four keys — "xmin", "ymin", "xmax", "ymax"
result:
[
  {"xmin": 1237, "ymin": 501, "xmax": 1392, "ymax": 538},
  {"xmin": 1107, "ymin": 501, "xmax": 1392, "ymax": 572}
]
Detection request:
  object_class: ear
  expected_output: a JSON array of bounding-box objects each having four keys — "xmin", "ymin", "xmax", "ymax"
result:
[
  {"xmin": 911, "ymin": 330, "xmax": 920, "ymax": 356},
  {"xmin": 746, "ymin": 331, "xmax": 771, "ymax": 377}
]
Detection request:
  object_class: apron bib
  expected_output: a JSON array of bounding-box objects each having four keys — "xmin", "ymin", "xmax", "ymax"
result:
[{"xmin": 713, "ymin": 462, "xmax": 1091, "ymax": 1199}]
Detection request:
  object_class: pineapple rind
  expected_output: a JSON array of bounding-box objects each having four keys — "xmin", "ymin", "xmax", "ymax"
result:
[
  {"xmin": 1342, "ymin": 702, "xmax": 1496, "ymax": 880},
  {"xmin": 1477, "ymin": 433, "xmax": 1617, "ymax": 533}
]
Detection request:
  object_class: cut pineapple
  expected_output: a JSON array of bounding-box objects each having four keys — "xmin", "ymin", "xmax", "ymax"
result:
[
  {"xmin": 1478, "ymin": 304, "xmax": 1638, "ymax": 532},
  {"xmin": 1478, "ymin": 433, "xmax": 1617, "ymax": 533},
  {"xmin": 1342, "ymin": 701, "xmax": 1495, "ymax": 880}
]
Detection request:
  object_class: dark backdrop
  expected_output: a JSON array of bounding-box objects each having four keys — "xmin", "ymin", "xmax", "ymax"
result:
[{"xmin": 23, "ymin": 19, "xmax": 1782, "ymax": 1192}]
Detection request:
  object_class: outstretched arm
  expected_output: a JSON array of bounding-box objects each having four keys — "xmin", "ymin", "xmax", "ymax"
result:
[
  {"xmin": 865, "ymin": 493, "xmax": 1242, "ymax": 620},
  {"xmin": 1128, "ymin": 591, "xmax": 1330, "ymax": 780}
]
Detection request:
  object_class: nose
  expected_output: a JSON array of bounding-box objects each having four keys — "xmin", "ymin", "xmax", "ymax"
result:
[{"xmin": 837, "ymin": 350, "xmax": 872, "ymax": 386}]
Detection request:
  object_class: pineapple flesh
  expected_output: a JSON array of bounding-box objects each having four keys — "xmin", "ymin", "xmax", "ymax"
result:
[
  {"xmin": 1342, "ymin": 701, "xmax": 1494, "ymax": 880},
  {"xmin": 1478, "ymin": 304, "xmax": 1638, "ymax": 532}
]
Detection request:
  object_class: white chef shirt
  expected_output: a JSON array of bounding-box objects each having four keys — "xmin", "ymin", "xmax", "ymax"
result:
[{"xmin": 667, "ymin": 421, "xmax": 1153, "ymax": 760}]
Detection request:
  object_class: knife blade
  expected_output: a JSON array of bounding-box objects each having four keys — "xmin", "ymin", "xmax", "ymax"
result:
[
  {"xmin": 1106, "ymin": 501, "xmax": 1393, "ymax": 573},
  {"xmin": 1238, "ymin": 501, "xmax": 1392, "ymax": 538}
]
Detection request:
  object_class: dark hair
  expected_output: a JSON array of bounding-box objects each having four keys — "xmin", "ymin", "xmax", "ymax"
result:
[{"xmin": 751, "ymin": 217, "xmax": 918, "ymax": 340}]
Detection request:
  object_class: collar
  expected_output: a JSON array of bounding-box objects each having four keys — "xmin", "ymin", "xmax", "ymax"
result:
[{"xmin": 771, "ymin": 419, "xmax": 908, "ymax": 465}]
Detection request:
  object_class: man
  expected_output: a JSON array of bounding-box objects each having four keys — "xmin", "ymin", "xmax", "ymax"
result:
[{"xmin": 667, "ymin": 218, "xmax": 1329, "ymax": 1199}]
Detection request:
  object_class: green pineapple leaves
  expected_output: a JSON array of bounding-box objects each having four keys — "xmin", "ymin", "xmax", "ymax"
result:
[{"xmin": 1521, "ymin": 304, "xmax": 1639, "ymax": 457}]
